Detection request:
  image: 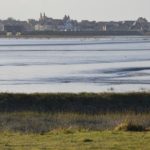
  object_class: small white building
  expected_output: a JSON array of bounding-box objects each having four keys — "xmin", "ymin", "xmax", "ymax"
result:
[
  {"xmin": 102, "ymin": 25, "xmax": 107, "ymax": 31},
  {"xmin": 35, "ymin": 24, "xmax": 45, "ymax": 31},
  {"xmin": 35, "ymin": 24, "xmax": 55, "ymax": 31},
  {"xmin": 0, "ymin": 23, "xmax": 4, "ymax": 31}
]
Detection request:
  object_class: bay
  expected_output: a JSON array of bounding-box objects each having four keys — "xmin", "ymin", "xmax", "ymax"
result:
[{"xmin": 0, "ymin": 36, "xmax": 150, "ymax": 93}]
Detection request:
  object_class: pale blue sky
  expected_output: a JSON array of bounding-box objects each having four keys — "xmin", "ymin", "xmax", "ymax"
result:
[{"xmin": 0, "ymin": 0, "xmax": 149, "ymax": 21}]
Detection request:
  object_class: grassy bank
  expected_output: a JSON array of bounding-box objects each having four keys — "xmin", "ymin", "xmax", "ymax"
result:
[
  {"xmin": 0, "ymin": 92, "xmax": 150, "ymax": 113},
  {"xmin": 0, "ymin": 131, "xmax": 150, "ymax": 150},
  {"xmin": 0, "ymin": 93, "xmax": 150, "ymax": 149}
]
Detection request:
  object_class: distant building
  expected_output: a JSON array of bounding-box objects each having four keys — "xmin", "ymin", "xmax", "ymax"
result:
[
  {"xmin": 105, "ymin": 22, "xmax": 120, "ymax": 31},
  {"xmin": 97, "ymin": 22, "xmax": 107, "ymax": 31},
  {"xmin": 102, "ymin": 25, "xmax": 107, "ymax": 31},
  {"xmin": 0, "ymin": 15, "xmax": 149, "ymax": 34},
  {"xmin": 63, "ymin": 16, "xmax": 74, "ymax": 31},
  {"xmin": 0, "ymin": 23, "xmax": 4, "ymax": 31},
  {"xmin": 131, "ymin": 17, "xmax": 149, "ymax": 32},
  {"xmin": 34, "ymin": 24, "xmax": 44, "ymax": 31},
  {"xmin": 28, "ymin": 19, "xmax": 39, "ymax": 26},
  {"xmin": 4, "ymin": 25, "xmax": 24, "ymax": 33},
  {"xmin": 64, "ymin": 23, "xmax": 73, "ymax": 31},
  {"xmin": 35, "ymin": 24, "xmax": 55, "ymax": 31},
  {"xmin": 39, "ymin": 13, "xmax": 47, "ymax": 22},
  {"xmin": 79, "ymin": 20, "xmax": 97, "ymax": 31},
  {"xmin": 121, "ymin": 21, "xmax": 135, "ymax": 31}
]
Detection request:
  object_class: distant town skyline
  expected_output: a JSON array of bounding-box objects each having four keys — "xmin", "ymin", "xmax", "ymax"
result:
[{"xmin": 0, "ymin": 0, "xmax": 149, "ymax": 21}]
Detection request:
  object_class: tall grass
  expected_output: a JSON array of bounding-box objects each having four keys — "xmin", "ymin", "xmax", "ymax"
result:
[
  {"xmin": 0, "ymin": 112, "xmax": 150, "ymax": 133},
  {"xmin": 0, "ymin": 92, "xmax": 150, "ymax": 133}
]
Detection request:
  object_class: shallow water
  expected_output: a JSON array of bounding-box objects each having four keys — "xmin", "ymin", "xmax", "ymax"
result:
[{"xmin": 0, "ymin": 36, "xmax": 150, "ymax": 93}]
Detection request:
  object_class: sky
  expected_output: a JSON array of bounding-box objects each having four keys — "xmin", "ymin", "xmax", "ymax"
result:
[{"xmin": 0, "ymin": 0, "xmax": 149, "ymax": 21}]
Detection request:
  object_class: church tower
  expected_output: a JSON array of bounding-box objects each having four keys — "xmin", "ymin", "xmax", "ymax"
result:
[{"xmin": 40, "ymin": 13, "xmax": 43, "ymax": 21}]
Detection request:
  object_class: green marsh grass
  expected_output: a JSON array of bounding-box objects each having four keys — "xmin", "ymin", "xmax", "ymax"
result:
[{"xmin": 0, "ymin": 131, "xmax": 150, "ymax": 150}]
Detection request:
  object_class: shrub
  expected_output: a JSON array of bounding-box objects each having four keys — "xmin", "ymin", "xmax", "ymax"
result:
[
  {"xmin": 83, "ymin": 139, "xmax": 93, "ymax": 142},
  {"xmin": 115, "ymin": 121, "xmax": 145, "ymax": 132}
]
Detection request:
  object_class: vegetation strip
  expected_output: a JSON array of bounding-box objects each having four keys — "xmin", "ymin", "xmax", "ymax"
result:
[
  {"xmin": 0, "ymin": 93, "xmax": 150, "ymax": 133},
  {"xmin": 0, "ymin": 92, "xmax": 150, "ymax": 113}
]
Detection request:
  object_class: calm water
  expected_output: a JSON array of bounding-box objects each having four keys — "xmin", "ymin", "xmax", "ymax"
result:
[{"xmin": 0, "ymin": 36, "xmax": 150, "ymax": 93}]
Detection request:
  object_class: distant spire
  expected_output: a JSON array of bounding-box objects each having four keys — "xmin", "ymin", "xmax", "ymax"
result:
[
  {"xmin": 43, "ymin": 13, "xmax": 46, "ymax": 20},
  {"xmin": 40, "ymin": 13, "xmax": 43, "ymax": 20}
]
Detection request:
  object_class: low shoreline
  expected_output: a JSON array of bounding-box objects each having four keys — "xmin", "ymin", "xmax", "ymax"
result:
[
  {"xmin": 0, "ymin": 35, "xmax": 150, "ymax": 39},
  {"xmin": 0, "ymin": 35, "xmax": 143, "ymax": 39},
  {"xmin": 0, "ymin": 33, "xmax": 150, "ymax": 39}
]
